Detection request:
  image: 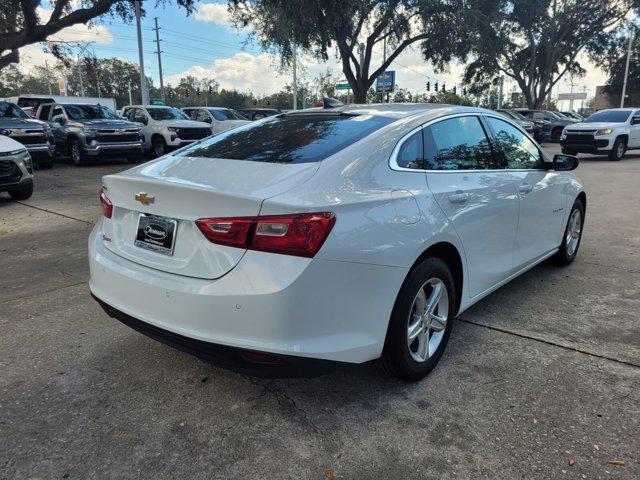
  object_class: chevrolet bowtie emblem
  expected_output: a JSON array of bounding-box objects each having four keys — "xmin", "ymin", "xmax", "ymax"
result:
[
  {"xmin": 135, "ymin": 192, "xmax": 155, "ymax": 205},
  {"xmin": 116, "ymin": 129, "xmax": 126, "ymax": 134},
  {"xmin": 14, "ymin": 129, "xmax": 24, "ymax": 135}
]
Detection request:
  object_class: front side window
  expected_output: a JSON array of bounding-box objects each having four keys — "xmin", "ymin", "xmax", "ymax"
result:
[
  {"xmin": 147, "ymin": 107, "xmax": 188, "ymax": 120},
  {"xmin": 396, "ymin": 131, "xmax": 424, "ymax": 169},
  {"xmin": 196, "ymin": 110, "xmax": 212, "ymax": 123},
  {"xmin": 486, "ymin": 117, "xmax": 542, "ymax": 169},
  {"xmin": 209, "ymin": 109, "xmax": 244, "ymax": 121},
  {"xmin": 180, "ymin": 113, "xmax": 393, "ymax": 164},
  {"xmin": 423, "ymin": 116, "xmax": 494, "ymax": 170}
]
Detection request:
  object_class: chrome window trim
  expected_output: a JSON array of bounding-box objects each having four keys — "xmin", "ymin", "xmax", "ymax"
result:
[{"xmin": 389, "ymin": 112, "xmax": 549, "ymax": 173}]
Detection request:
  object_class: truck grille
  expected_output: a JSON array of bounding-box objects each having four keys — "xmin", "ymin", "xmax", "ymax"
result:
[
  {"xmin": 565, "ymin": 131, "xmax": 596, "ymax": 142},
  {"xmin": 0, "ymin": 160, "xmax": 21, "ymax": 184},
  {"xmin": 96, "ymin": 130, "xmax": 141, "ymax": 144},
  {"xmin": 176, "ymin": 128, "xmax": 211, "ymax": 141},
  {"xmin": 10, "ymin": 132, "xmax": 46, "ymax": 145}
]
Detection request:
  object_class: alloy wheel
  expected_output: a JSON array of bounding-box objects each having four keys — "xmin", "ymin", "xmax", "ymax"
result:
[
  {"xmin": 71, "ymin": 144, "xmax": 81, "ymax": 165},
  {"xmin": 155, "ymin": 142, "xmax": 165, "ymax": 157},
  {"xmin": 565, "ymin": 209, "xmax": 582, "ymax": 256},
  {"xmin": 406, "ymin": 278, "xmax": 449, "ymax": 363},
  {"xmin": 617, "ymin": 141, "xmax": 625, "ymax": 159}
]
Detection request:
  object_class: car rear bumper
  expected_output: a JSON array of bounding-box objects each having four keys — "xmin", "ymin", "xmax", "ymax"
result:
[{"xmin": 88, "ymin": 220, "xmax": 406, "ymax": 364}]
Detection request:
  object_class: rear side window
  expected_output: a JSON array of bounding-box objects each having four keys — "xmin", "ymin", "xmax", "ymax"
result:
[
  {"xmin": 396, "ymin": 131, "xmax": 424, "ymax": 169},
  {"xmin": 423, "ymin": 116, "xmax": 494, "ymax": 170},
  {"xmin": 182, "ymin": 114, "xmax": 393, "ymax": 164}
]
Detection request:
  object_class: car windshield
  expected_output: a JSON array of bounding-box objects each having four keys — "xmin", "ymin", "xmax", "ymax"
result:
[
  {"xmin": 148, "ymin": 107, "xmax": 188, "ymax": 120},
  {"xmin": 208, "ymin": 109, "xmax": 245, "ymax": 121},
  {"xmin": 180, "ymin": 113, "xmax": 394, "ymax": 164},
  {"xmin": 500, "ymin": 110, "xmax": 526, "ymax": 121},
  {"xmin": 65, "ymin": 104, "xmax": 119, "ymax": 120},
  {"xmin": 0, "ymin": 102, "xmax": 28, "ymax": 118},
  {"xmin": 584, "ymin": 110, "xmax": 632, "ymax": 123},
  {"xmin": 546, "ymin": 111, "xmax": 566, "ymax": 119}
]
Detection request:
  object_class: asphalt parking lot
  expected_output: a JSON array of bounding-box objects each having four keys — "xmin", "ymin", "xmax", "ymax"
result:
[{"xmin": 1, "ymin": 145, "xmax": 639, "ymax": 479}]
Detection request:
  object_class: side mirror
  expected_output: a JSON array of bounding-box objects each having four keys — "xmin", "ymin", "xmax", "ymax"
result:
[
  {"xmin": 552, "ymin": 154, "xmax": 579, "ymax": 171},
  {"xmin": 631, "ymin": 116, "xmax": 640, "ymax": 125}
]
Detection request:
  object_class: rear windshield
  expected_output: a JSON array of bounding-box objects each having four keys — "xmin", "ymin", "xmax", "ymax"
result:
[
  {"xmin": 181, "ymin": 113, "xmax": 394, "ymax": 164},
  {"xmin": 584, "ymin": 110, "xmax": 632, "ymax": 123},
  {"xmin": 16, "ymin": 97, "xmax": 53, "ymax": 108},
  {"xmin": 0, "ymin": 102, "xmax": 27, "ymax": 118},
  {"xmin": 65, "ymin": 104, "xmax": 119, "ymax": 120}
]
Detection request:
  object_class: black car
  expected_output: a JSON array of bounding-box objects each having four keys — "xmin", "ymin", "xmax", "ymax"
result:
[
  {"xmin": 515, "ymin": 109, "xmax": 575, "ymax": 142},
  {"xmin": 0, "ymin": 101, "xmax": 56, "ymax": 168},
  {"xmin": 237, "ymin": 108, "xmax": 281, "ymax": 121}
]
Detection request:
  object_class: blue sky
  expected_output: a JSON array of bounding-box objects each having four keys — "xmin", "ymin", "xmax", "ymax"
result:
[{"xmin": 20, "ymin": 1, "xmax": 607, "ymax": 103}]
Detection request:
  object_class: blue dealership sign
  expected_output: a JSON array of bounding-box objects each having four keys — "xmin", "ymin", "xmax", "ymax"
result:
[{"xmin": 376, "ymin": 71, "xmax": 395, "ymax": 92}]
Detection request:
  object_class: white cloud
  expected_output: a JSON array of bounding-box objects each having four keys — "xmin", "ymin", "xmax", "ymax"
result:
[
  {"xmin": 194, "ymin": 2, "xmax": 235, "ymax": 28},
  {"xmin": 166, "ymin": 52, "xmax": 287, "ymax": 94}
]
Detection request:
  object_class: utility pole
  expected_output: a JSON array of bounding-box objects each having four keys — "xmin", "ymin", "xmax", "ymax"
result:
[
  {"xmin": 359, "ymin": 43, "xmax": 365, "ymax": 103},
  {"xmin": 497, "ymin": 76, "xmax": 504, "ymax": 109},
  {"xmin": 153, "ymin": 17, "xmax": 165, "ymax": 101},
  {"xmin": 128, "ymin": 81, "xmax": 132, "ymax": 106},
  {"xmin": 381, "ymin": 35, "xmax": 387, "ymax": 103},
  {"xmin": 292, "ymin": 42, "xmax": 297, "ymax": 110},
  {"xmin": 135, "ymin": 0, "xmax": 150, "ymax": 105},
  {"xmin": 621, "ymin": 27, "xmax": 634, "ymax": 108}
]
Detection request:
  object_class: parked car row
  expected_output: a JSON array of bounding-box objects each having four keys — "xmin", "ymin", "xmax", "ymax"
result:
[{"xmin": 0, "ymin": 97, "xmax": 281, "ymax": 168}]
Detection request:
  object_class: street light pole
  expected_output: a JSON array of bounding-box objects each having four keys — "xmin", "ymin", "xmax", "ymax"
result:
[
  {"xmin": 135, "ymin": 0, "xmax": 150, "ymax": 105},
  {"xmin": 620, "ymin": 27, "xmax": 634, "ymax": 108}
]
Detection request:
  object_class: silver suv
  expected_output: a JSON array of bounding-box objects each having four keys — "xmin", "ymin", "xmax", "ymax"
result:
[{"xmin": 37, "ymin": 103, "xmax": 143, "ymax": 166}]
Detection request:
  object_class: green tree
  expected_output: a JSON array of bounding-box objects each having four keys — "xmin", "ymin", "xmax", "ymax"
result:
[
  {"xmin": 0, "ymin": 0, "xmax": 196, "ymax": 70},
  {"xmin": 463, "ymin": 0, "xmax": 635, "ymax": 109},
  {"xmin": 229, "ymin": 0, "xmax": 475, "ymax": 103}
]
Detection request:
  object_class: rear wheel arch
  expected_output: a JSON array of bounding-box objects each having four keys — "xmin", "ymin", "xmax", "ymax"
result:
[{"xmin": 409, "ymin": 242, "xmax": 464, "ymax": 316}]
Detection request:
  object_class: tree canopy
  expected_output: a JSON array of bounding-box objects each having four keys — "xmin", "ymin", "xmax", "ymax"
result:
[
  {"xmin": 229, "ymin": 0, "xmax": 475, "ymax": 103},
  {"xmin": 463, "ymin": 0, "xmax": 636, "ymax": 109},
  {"xmin": 0, "ymin": 0, "xmax": 196, "ymax": 70}
]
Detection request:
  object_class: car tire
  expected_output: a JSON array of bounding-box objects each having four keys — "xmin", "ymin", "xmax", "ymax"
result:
[
  {"xmin": 69, "ymin": 139, "xmax": 90, "ymax": 167},
  {"xmin": 553, "ymin": 198, "xmax": 584, "ymax": 266},
  {"xmin": 9, "ymin": 182, "xmax": 33, "ymax": 201},
  {"xmin": 608, "ymin": 137, "xmax": 626, "ymax": 161},
  {"xmin": 561, "ymin": 148, "xmax": 577, "ymax": 156},
  {"xmin": 380, "ymin": 257, "xmax": 456, "ymax": 382},
  {"xmin": 152, "ymin": 137, "xmax": 167, "ymax": 158}
]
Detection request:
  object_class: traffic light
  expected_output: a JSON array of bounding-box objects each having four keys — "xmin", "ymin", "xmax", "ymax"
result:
[
  {"xmin": 208, "ymin": 85, "xmax": 213, "ymax": 95},
  {"xmin": 453, "ymin": 86, "xmax": 457, "ymax": 95},
  {"xmin": 168, "ymin": 90, "xmax": 174, "ymax": 99},
  {"xmin": 434, "ymin": 82, "xmax": 438, "ymax": 92},
  {"xmin": 442, "ymin": 83, "xmax": 446, "ymax": 93},
  {"xmin": 426, "ymin": 81, "xmax": 430, "ymax": 91},
  {"xmin": 463, "ymin": 87, "xmax": 467, "ymax": 96},
  {"xmin": 185, "ymin": 88, "xmax": 190, "ymax": 97},
  {"xmin": 196, "ymin": 86, "xmax": 201, "ymax": 96}
]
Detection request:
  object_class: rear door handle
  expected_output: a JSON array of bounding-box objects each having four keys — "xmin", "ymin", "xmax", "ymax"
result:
[
  {"xmin": 448, "ymin": 192, "xmax": 470, "ymax": 204},
  {"xmin": 518, "ymin": 183, "xmax": 533, "ymax": 194}
]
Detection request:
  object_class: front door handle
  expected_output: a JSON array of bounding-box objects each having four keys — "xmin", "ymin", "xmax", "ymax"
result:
[
  {"xmin": 518, "ymin": 183, "xmax": 533, "ymax": 194},
  {"xmin": 448, "ymin": 192, "xmax": 470, "ymax": 204}
]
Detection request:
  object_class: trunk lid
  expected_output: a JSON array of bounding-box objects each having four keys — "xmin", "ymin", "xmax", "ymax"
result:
[{"xmin": 101, "ymin": 155, "xmax": 319, "ymax": 279}]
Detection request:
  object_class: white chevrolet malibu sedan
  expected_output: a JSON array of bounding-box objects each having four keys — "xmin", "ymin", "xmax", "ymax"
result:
[{"xmin": 89, "ymin": 103, "xmax": 585, "ymax": 381}]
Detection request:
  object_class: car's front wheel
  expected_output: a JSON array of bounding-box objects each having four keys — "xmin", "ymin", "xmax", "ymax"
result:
[
  {"xmin": 9, "ymin": 182, "xmax": 33, "ymax": 201},
  {"xmin": 608, "ymin": 137, "xmax": 626, "ymax": 161},
  {"xmin": 152, "ymin": 137, "xmax": 167, "ymax": 158},
  {"xmin": 69, "ymin": 139, "xmax": 90, "ymax": 167},
  {"xmin": 553, "ymin": 198, "xmax": 584, "ymax": 266},
  {"xmin": 380, "ymin": 257, "xmax": 456, "ymax": 381}
]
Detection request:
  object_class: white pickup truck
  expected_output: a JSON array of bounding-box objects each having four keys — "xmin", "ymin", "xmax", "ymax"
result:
[{"xmin": 560, "ymin": 108, "xmax": 640, "ymax": 161}]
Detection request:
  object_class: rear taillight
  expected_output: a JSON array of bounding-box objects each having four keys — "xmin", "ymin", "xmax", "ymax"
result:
[
  {"xmin": 99, "ymin": 190, "xmax": 113, "ymax": 218},
  {"xmin": 196, "ymin": 212, "xmax": 335, "ymax": 258}
]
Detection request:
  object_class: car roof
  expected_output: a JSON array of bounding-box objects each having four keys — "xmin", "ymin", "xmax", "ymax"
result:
[{"xmin": 286, "ymin": 103, "xmax": 489, "ymax": 121}]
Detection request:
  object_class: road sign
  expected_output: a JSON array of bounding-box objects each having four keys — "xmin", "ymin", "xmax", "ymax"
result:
[
  {"xmin": 151, "ymin": 99, "xmax": 165, "ymax": 105},
  {"xmin": 558, "ymin": 92, "xmax": 587, "ymax": 100},
  {"xmin": 376, "ymin": 71, "xmax": 395, "ymax": 92},
  {"xmin": 335, "ymin": 83, "xmax": 351, "ymax": 90}
]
